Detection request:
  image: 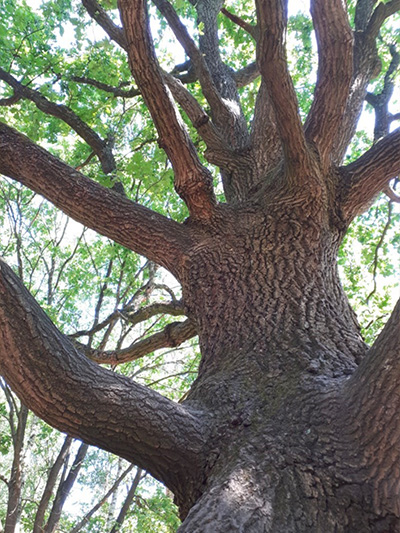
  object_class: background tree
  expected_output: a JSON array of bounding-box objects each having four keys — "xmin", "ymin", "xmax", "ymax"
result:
[{"xmin": 0, "ymin": 0, "xmax": 399, "ymax": 530}]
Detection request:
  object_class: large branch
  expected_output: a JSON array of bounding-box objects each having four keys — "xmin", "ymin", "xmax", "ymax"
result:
[
  {"xmin": 0, "ymin": 68, "xmax": 116, "ymax": 174},
  {"xmin": 342, "ymin": 299, "xmax": 400, "ymax": 516},
  {"xmin": 304, "ymin": 0, "xmax": 353, "ymax": 167},
  {"xmin": 118, "ymin": 0, "xmax": 216, "ymax": 220},
  {"xmin": 255, "ymin": 0, "xmax": 309, "ymax": 176},
  {"xmin": 153, "ymin": 0, "xmax": 248, "ymax": 149},
  {"xmin": 0, "ymin": 122, "xmax": 190, "ymax": 279},
  {"xmin": 332, "ymin": 0, "xmax": 400, "ymax": 163},
  {"xmin": 340, "ymin": 128, "xmax": 400, "ymax": 220},
  {"xmin": 0, "ymin": 259, "xmax": 207, "ymax": 494}
]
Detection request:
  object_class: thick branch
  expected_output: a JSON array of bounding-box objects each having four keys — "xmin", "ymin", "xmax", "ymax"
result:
[
  {"xmin": 118, "ymin": 0, "xmax": 217, "ymax": 220},
  {"xmin": 0, "ymin": 259, "xmax": 207, "ymax": 494},
  {"xmin": 343, "ymin": 299, "xmax": 400, "ymax": 516},
  {"xmin": 340, "ymin": 128, "xmax": 400, "ymax": 220},
  {"xmin": 255, "ymin": 0, "xmax": 309, "ymax": 175},
  {"xmin": 163, "ymin": 72, "xmax": 231, "ymax": 159},
  {"xmin": 250, "ymin": 80, "xmax": 282, "ymax": 178},
  {"xmin": 76, "ymin": 319, "xmax": 197, "ymax": 366},
  {"xmin": 154, "ymin": 0, "xmax": 248, "ymax": 149},
  {"xmin": 0, "ymin": 68, "xmax": 115, "ymax": 174},
  {"xmin": 0, "ymin": 122, "xmax": 190, "ymax": 279},
  {"xmin": 332, "ymin": 0, "xmax": 400, "ymax": 163},
  {"xmin": 304, "ymin": 0, "xmax": 353, "ymax": 167},
  {"xmin": 367, "ymin": 0, "xmax": 400, "ymax": 38}
]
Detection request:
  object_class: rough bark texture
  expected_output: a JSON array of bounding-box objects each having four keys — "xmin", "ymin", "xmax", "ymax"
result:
[{"xmin": 0, "ymin": 0, "xmax": 400, "ymax": 531}]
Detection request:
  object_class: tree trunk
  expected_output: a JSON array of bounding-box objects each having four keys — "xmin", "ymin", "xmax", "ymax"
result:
[{"xmin": 169, "ymin": 195, "xmax": 398, "ymax": 531}]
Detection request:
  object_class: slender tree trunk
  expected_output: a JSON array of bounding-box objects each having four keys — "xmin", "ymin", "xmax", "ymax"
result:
[{"xmin": 4, "ymin": 405, "xmax": 28, "ymax": 533}]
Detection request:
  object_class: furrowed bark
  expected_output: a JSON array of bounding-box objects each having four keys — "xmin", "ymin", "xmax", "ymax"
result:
[
  {"xmin": 0, "ymin": 259, "xmax": 207, "ymax": 498},
  {"xmin": 340, "ymin": 128, "xmax": 400, "ymax": 220},
  {"xmin": 0, "ymin": 68, "xmax": 116, "ymax": 174},
  {"xmin": 0, "ymin": 122, "xmax": 190, "ymax": 279},
  {"xmin": 342, "ymin": 299, "xmax": 400, "ymax": 516},
  {"xmin": 305, "ymin": 0, "xmax": 353, "ymax": 168},
  {"xmin": 255, "ymin": 0, "xmax": 310, "ymax": 176},
  {"xmin": 250, "ymin": 80, "xmax": 282, "ymax": 178},
  {"xmin": 118, "ymin": 0, "xmax": 217, "ymax": 220}
]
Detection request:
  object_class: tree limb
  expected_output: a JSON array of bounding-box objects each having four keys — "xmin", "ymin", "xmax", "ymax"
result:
[
  {"xmin": 69, "ymin": 463, "xmax": 137, "ymax": 533},
  {"xmin": 340, "ymin": 128, "xmax": 400, "ymax": 220},
  {"xmin": 0, "ymin": 68, "xmax": 116, "ymax": 174},
  {"xmin": 70, "ymin": 76, "xmax": 140, "ymax": 98},
  {"xmin": 153, "ymin": 0, "xmax": 248, "ymax": 149},
  {"xmin": 75, "ymin": 319, "xmax": 197, "ymax": 366},
  {"xmin": 255, "ymin": 0, "xmax": 309, "ymax": 176},
  {"xmin": 163, "ymin": 72, "xmax": 230, "ymax": 157},
  {"xmin": 220, "ymin": 8, "xmax": 259, "ymax": 40},
  {"xmin": 367, "ymin": 0, "xmax": 400, "ymax": 38},
  {"xmin": 33, "ymin": 436, "xmax": 73, "ymax": 533},
  {"xmin": 0, "ymin": 122, "xmax": 190, "ymax": 279},
  {"xmin": 304, "ymin": 0, "xmax": 353, "ymax": 167},
  {"xmin": 0, "ymin": 259, "xmax": 207, "ymax": 494},
  {"xmin": 82, "ymin": 0, "xmax": 127, "ymax": 49},
  {"xmin": 118, "ymin": 0, "xmax": 217, "ymax": 220},
  {"xmin": 332, "ymin": 0, "xmax": 400, "ymax": 163},
  {"xmin": 343, "ymin": 298, "xmax": 400, "ymax": 516}
]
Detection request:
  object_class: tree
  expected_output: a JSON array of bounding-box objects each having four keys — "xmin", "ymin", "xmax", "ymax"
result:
[{"xmin": 0, "ymin": 0, "xmax": 400, "ymax": 530}]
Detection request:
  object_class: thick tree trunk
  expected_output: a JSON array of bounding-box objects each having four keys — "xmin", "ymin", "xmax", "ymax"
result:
[{"xmin": 168, "ymin": 194, "xmax": 398, "ymax": 531}]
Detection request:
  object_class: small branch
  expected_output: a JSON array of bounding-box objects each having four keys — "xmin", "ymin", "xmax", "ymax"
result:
[
  {"xmin": 82, "ymin": 0, "xmax": 127, "ymax": 49},
  {"xmin": 118, "ymin": 0, "xmax": 217, "ymax": 220},
  {"xmin": 255, "ymin": 0, "xmax": 309, "ymax": 176},
  {"xmin": 365, "ymin": 201, "xmax": 393, "ymax": 302},
  {"xmin": 0, "ymin": 91, "xmax": 22, "ymax": 106},
  {"xmin": 383, "ymin": 184, "xmax": 400, "ymax": 203},
  {"xmin": 220, "ymin": 8, "xmax": 259, "ymax": 40},
  {"xmin": 69, "ymin": 463, "xmax": 136, "ymax": 533},
  {"xmin": 70, "ymin": 76, "xmax": 140, "ymax": 98},
  {"xmin": 304, "ymin": 0, "xmax": 353, "ymax": 167},
  {"xmin": 340, "ymin": 128, "xmax": 400, "ymax": 221},
  {"xmin": 153, "ymin": 0, "xmax": 247, "ymax": 148},
  {"xmin": 0, "ymin": 68, "xmax": 115, "ymax": 174},
  {"xmin": 233, "ymin": 62, "xmax": 259, "ymax": 88},
  {"xmin": 75, "ymin": 319, "xmax": 197, "ymax": 366},
  {"xmin": 0, "ymin": 473, "xmax": 9, "ymax": 486},
  {"xmin": 109, "ymin": 468, "xmax": 143, "ymax": 533},
  {"xmin": 366, "ymin": 44, "xmax": 399, "ymax": 142}
]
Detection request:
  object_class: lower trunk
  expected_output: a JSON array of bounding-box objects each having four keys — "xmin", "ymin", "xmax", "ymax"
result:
[{"xmin": 172, "ymin": 204, "xmax": 398, "ymax": 531}]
